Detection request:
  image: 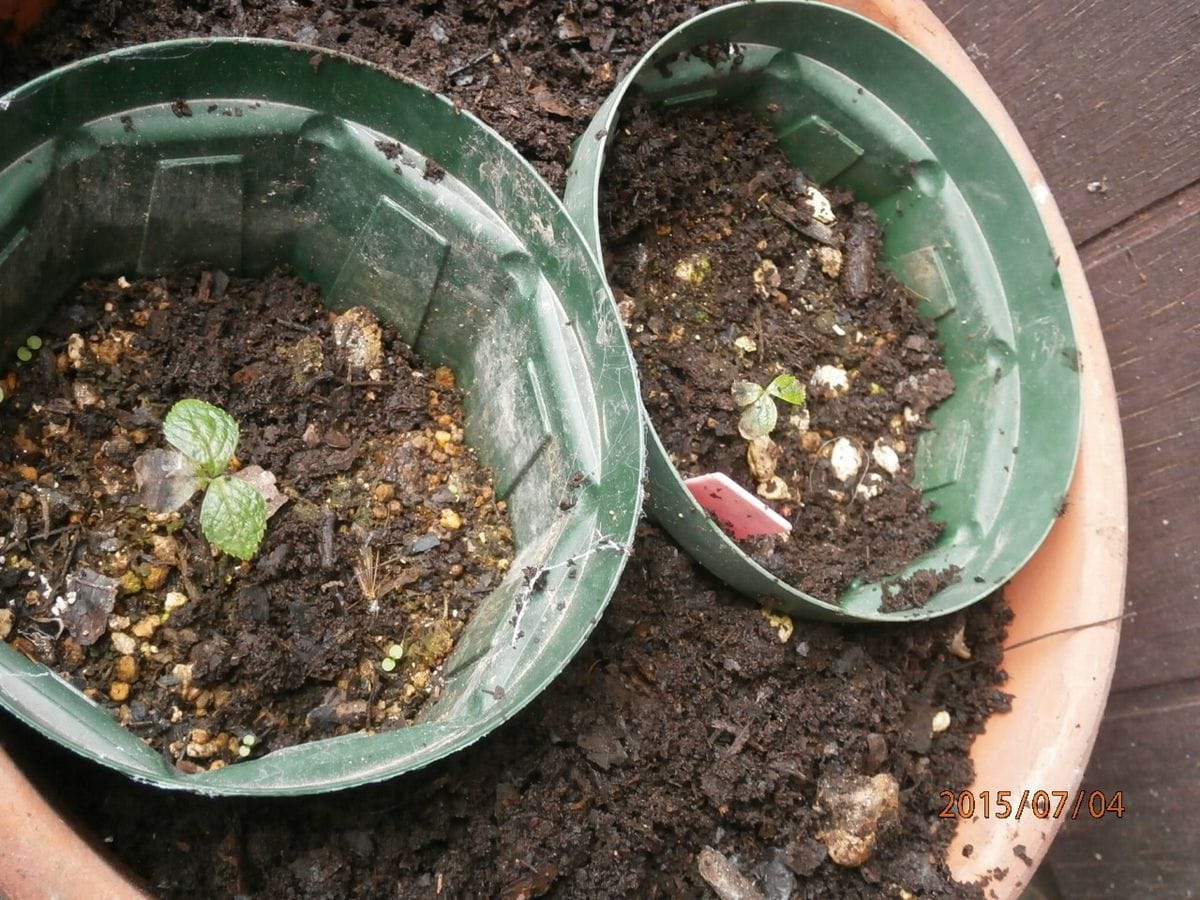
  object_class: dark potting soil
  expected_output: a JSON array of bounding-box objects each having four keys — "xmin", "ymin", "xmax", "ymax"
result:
[
  {"xmin": 1, "ymin": 531, "xmax": 1012, "ymax": 899},
  {"xmin": 0, "ymin": 268, "xmax": 514, "ymax": 767},
  {"xmin": 1, "ymin": 2, "xmax": 1014, "ymax": 898},
  {"xmin": 601, "ymin": 98, "xmax": 955, "ymax": 604}
]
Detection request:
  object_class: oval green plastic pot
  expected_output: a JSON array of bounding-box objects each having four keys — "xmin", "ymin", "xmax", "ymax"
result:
[
  {"xmin": 563, "ymin": 0, "xmax": 1081, "ymax": 623},
  {"xmin": 0, "ymin": 39, "xmax": 644, "ymax": 794}
]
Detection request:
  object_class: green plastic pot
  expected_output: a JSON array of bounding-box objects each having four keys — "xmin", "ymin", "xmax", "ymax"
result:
[
  {"xmin": 564, "ymin": 0, "xmax": 1081, "ymax": 622},
  {"xmin": 0, "ymin": 39, "xmax": 644, "ymax": 794}
]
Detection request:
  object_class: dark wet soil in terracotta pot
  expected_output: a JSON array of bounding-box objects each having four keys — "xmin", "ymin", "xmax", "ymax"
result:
[{"xmin": 0, "ymin": 2, "xmax": 1011, "ymax": 897}]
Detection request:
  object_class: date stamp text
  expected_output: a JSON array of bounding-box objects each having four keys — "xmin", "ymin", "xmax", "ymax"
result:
[{"xmin": 938, "ymin": 789, "xmax": 1125, "ymax": 820}]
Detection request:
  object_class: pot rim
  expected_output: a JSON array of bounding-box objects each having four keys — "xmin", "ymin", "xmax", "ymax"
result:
[{"xmin": 863, "ymin": 0, "xmax": 1125, "ymax": 891}]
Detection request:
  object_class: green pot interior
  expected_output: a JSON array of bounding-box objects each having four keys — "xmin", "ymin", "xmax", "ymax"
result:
[
  {"xmin": 0, "ymin": 40, "xmax": 643, "ymax": 793},
  {"xmin": 564, "ymin": 1, "xmax": 1081, "ymax": 622}
]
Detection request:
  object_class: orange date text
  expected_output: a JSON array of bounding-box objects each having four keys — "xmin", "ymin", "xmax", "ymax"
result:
[{"xmin": 938, "ymin": 789, "xmax": 1125, "ymax": 820}]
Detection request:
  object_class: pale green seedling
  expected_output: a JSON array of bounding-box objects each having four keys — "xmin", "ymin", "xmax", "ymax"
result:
[
  {"xmin": 732, "ymin": 373, "xmax": 806, "ymax": 440},
  {"xmin": 135, "ymin": 399, "xmax": 267, "ymax": 560}
]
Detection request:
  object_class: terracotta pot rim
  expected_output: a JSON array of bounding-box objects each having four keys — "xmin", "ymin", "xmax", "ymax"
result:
[{"xmin": 865, "ymin": 1, "xmax": 1126, "ymax": 895}]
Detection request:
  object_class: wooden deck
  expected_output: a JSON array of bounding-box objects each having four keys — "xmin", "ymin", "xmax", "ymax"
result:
[{"xmin": 929, "ymin": 2, "xmax": 1199, "ymax": 895}]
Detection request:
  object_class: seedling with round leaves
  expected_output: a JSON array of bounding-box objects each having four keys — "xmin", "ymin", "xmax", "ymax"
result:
[
  {"xmin": 134, "ymin": 399, "xmax": 269, "ymax": 560},
  {"xmin": 380, "ymin": 642, "xmax": 405, "ymax": 672},
  {"xmin": 732, "ymin": 373, "xmax": 806, "ymax": 440},
  {"xmin": 2, "ymin": 336, "xmax": 44, "ymax": 397}
]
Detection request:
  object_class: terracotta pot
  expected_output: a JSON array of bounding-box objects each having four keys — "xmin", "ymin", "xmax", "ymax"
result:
[
  {"xmin": 0, "ymin": 0, "xmax": 54, "ymax": 43},
  {"xmin": 865, "ymin": 2, "xmax": 1127, "ymax": 892},
  {"xmin": 0, "ymin": 744, "xmax": 149, "ymax": 899},
  {"xmin": 0, "ymin": 0, "xmax": 1125, "ymax": 896}
]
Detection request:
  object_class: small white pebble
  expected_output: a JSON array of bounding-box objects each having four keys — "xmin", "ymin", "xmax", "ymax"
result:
[
  {"xmin": 110, "ymin": 632, "xmax": 137, "ymax": 656},
  {"xmin": 855, "ymin": 472, "xmax": 886, "ymax": 500},
  {"xmin": 733, "ymin": 335, "xmax": 758, "ymax": 353},
  {"xmin": 830, "ymin": 438, "xmax": 863, "ymax": 483},
  {"xmin": 811, "ymin": 364, "xmax": 850, "ymax": 396},
  {"xmin": 805, "ymin": 185, "xmax": 836, "ymax": 224},
  {"xmin": 752, "ymin": 258, "xmax": 780, "ymax": 297},
  {"xmin": 931, "ymin": 710, "xmax": 952, "ymax": 733},
  {"xmin": 674, "ymin": 254, "xmax": 711, "ymax": 285},
  {"xmin": 164, "ymin": 591, "xmax": 188, "ymax": 612},
  {"xmin": 872, "ymin": 439, "xmax": 901, "ymax": 475},
  {"xmin": 788, "ymin": 409, "xmax": 811, "ymax": 433},
  {"xmin": 816, "ymin": 246, "xmax": 843, "ymax": 277}
]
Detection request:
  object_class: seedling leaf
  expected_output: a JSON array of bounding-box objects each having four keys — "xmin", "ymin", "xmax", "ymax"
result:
[
  {"xmin": 163, "ymin": 399, "xmax": 239, "ymax": 478},
  {"xmin": 731, "ymin": 380, "xmax": 765, "ymax": 408},
  {"xmin": 738, "ymin": 395, "xmax": 778, "ymax": 440},
  {"xmin": 200, "ymin": 475, "xmax": 267, "ymax": 560},
  {"xmin": 766, "ymin": 373, "xmax": 805, "ymax": 406}
]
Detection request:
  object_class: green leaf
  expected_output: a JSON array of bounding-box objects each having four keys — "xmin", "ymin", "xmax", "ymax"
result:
[
  {"xmin": 200, "ymin": 475, "xmax": 267, "ymax": 560},
  {"xmin": 738, "ymin": 394, "xmax": 778, "ymax": 440},
  {"xmin": 766, "ymin": 373, "xmax": 806, "ymax": 406},
  {"xmin": 163, "ymin": 399, "xmax": 239, "ymax": 478},
  {"xmin": 731, "ymin": 380, "xmax": 765, "ymax": 408}
]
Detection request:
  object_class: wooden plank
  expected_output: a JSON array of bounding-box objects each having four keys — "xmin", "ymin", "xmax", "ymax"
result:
[
  {"xmin": 927, "ymin": 0, "xmax": 1200, "ymax": 244},
  {"xmin": 1078, "ymin": 182, "xmax": 1200, "ymax": 693},
  {"xmin": 1042, "ymin": 677, "xmax": 1200, "ymax": 895}
]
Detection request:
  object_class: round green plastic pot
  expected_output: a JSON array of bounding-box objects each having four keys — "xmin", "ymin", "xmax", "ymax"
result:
[
  {"xmin": 564, "ymin": 0, "xmax": 1081, "ymax": 623},
  {"xmin": 0, "ymin": 40, "xmax": 644, "ymax": 794}
]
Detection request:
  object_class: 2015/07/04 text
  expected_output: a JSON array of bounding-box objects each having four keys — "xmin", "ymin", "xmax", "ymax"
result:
[{"xmin": 938, "ymin": 789, "xmax": 1125, "ymax": 820}]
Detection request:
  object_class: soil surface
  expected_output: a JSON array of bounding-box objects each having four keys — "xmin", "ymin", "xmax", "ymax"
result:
[
  {"xmin": 2, "ymin": 530, "xmax": 1012, "ymax": 899},
  {"xmin": 601, "ymin": 98, "xmax": 955, "ymax": 603},
  {"xmin": 0, "ymin": 269, "xmax": 513, "ymax": 767},
  {"xmin": 0, "ymin": 2, "xmax": 1014, "ymax": 898}
]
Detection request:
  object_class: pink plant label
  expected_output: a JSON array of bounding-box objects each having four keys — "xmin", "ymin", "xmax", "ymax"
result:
[{"xmin": 684, "ymin": 473, "xmax": 792, "ymax": 540}]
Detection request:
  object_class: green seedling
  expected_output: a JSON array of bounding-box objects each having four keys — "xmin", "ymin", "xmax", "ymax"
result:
[
  {"xmin": 134, "ymin": 399, "xmax": 268, "ymax": 560},
  {"xmin": 14, "ymin": 335, "xmax": 42, "ymax": 364},
  {"xmin": 381, "ymin": 642, "xmax": 405, "ymax": 672},
  {"xmin": 237, "ymin": 732, "xmax": 257, "ymax": 758},
  {"xmin": 0, "ymin": 336, "xmax": 36, "ymax": 402},
  {"xmin": 732, "ymin": 373, "xmax": 806, "ymax": 440}
]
